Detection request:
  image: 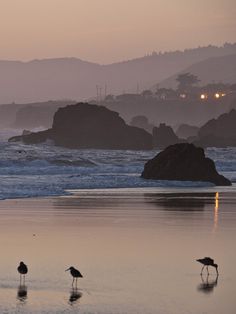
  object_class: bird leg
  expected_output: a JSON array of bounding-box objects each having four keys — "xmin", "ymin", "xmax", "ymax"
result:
[
  {"xmin": 207, "ymin": 266, "xmax": 209, "ymax": 275},
  {"xmin": 200, "ymin": 265, "xmax": 205, "ymax": 275},
  {"xmin": 72, "ymin": 277, "xmax": 75, "ymax": 286}
]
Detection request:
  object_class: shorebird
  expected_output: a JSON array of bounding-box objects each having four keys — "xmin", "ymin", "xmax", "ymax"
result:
[
  {"xmin": 66, "ymin": 266, "xmax": 83, "ymax": 286},
  {"xmin": 196, "ymin": 257, "xmax": 218, "ymax": 275},
  {"xmin": 17, "ymin": 261, "xmax": 28, "ymax": 283}
]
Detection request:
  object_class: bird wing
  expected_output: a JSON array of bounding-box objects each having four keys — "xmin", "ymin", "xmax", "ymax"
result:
[{"xmin": 204, "ymin": 257, "xmax": 214, "ymax": 263}]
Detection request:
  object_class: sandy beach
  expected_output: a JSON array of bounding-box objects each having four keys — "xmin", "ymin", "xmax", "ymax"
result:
[{"xmin": 0, "ymin": 187, "xmax": 235, "ymax": 313}]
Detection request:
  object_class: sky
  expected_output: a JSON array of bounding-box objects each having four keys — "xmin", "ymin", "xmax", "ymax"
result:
[{"xmin": 0, "ymin": 0, "xmax": 235, "ymax": 64}]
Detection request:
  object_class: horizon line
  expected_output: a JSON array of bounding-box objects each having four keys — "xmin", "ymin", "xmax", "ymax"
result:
[{"xmin": 0, "ymin": 42, "xmax": 235, "ymax": 66}]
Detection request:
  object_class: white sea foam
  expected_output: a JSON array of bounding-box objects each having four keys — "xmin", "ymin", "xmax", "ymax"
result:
[{"xmin": 0, "ymin": 134, "xmax": 235, "ymax": 199}]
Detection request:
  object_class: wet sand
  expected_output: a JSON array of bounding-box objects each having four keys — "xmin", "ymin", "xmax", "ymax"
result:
[{"xmin": 0, "ymin": 187, "xmax": 236, "ymax": 313}]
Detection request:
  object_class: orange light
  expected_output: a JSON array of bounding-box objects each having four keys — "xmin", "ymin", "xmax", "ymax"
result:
[
  {"xmin": 200, "ymin": 94, "xmax": 207, "ymax": 99},
  {"xmin": 215, "ymin": 192, "xmax": 219, "ymax": 210},
  {"xmin": 215, "ymin": 93, "xmax": 220, "ymax": 98},
  {"xmin": 214, "ymin": 192, "xmax": 219, "ymax": 232}
]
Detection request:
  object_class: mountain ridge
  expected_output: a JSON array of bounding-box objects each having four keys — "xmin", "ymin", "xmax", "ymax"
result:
[
  {"xmin": 159, "ymin": 54, "xmax": 236, "ymax": 88},
  {"xmin": 0, "ymin": 43, "xmax": 235, "ymax": 103}
]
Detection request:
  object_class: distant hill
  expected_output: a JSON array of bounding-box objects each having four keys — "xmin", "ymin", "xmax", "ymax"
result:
[
  {"xmin": 0, "ymin": 43, "xmax": 236, "ymax": 103},
  {"xmin": 0, "ymin": 100, "xmax": 75, "ymax": 129},
  {"xmin": 159, "ymin": 54, "xmax": 236, "ymax": 89},
  {"xmin": 104, "ymin": 94, "xmax": 234, "ymax": 127}
]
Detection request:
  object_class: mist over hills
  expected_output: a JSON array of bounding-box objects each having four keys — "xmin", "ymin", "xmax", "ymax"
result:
[
  {"xmin": 0, "ymin": 43, "xmax": 236, "ymax": 103},
  {"xmin": 159, "ymin": 54, "xmax": 236, "ymax": 89}
]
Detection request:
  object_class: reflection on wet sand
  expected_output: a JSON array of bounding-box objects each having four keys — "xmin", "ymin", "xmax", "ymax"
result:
[
  {"xmin": 213, "ymin": 192, "xmax": 219, "ymax": 232},
  {"xmin": 17, "ymin": 284, "xmax": 27, "ymax": 303},
  {"xmin": 197, "ymin": 274, "xmax": 219, "ymax": 294},
  {"xmin": 0, "ymin": 190, "xmax": 235, "ymax": 313},
  {"xmin": 69, "ymin": 287, "xmax": 82, "ymax": 305},
  {"xmin": 144, "ymin": 192, "xmax": 216, "ymax": 210}
]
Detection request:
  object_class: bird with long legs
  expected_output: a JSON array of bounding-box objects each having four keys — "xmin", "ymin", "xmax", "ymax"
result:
[
  {"xmin": 17, "ymin": 261, "xmax": 28, "ymax": 284},
  {"xmin": 66, "ymin": 266, "xmax": 83, "ymax": 286},
  {"xmin": 196, "ymin": 257, "xmax": 218, "ymax": 275}
]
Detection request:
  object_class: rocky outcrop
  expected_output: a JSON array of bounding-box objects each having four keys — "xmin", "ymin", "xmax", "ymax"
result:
[
  {"xmin": 176, "ymin": 124, "xmax": 199, "ymax": 139},
  {"xmin": 195, "ymin": 109, "xmax": 236, "ymax": 147},
  {"xmin": 22, "ymin": 129, "xmax": 32, "ymax": 136},
  {"xmin": 141, "ymin": 143, "xmax": 231, "ymax": 186},
  {"xmin": 9, "ymin": 129, "xmax": 52, "ymax": 144},
  {"xmin": 9, "ymin": 103, "xmax": 152, "ymax": 150},
  {"xmin": 130, "ymin": 115, "xmax": 154, "ymax": 133},
  {"xmin": 152, "ymin": 123, "xmax": 184, "ymax": 149}
]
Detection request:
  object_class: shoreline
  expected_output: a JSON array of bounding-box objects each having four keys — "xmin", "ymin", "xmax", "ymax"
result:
[{"xmin": 0, "ymin": 183, "xmax": 236, "ymax": 203}]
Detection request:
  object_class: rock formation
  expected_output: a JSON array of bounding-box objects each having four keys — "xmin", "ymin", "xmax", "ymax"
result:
[
  {"xmin": 152, "ymin": 123, "xmax": 183, "ymax": 149},
  {"xmin": 9, "ymin": 103, "xmax": 152, "ymax": 150},
  {"xmin": 141, "ymin": 143, "xmax": 231, "ymax": 186},
  {"xmin": 176, "ymin": 124, "xmax": 199, "ymax": 139},
  {"xmin": 195, "ymin": 109, "xmax": 236, "ymax": 147},
  {"xmin": 130, "ymin": 115, "xmax": 154, "ymax": 133}
]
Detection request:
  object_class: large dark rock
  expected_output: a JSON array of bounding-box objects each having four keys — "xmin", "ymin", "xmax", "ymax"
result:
[
  {"xmin": 195, "ymin": 109, "xmax": 236, "ymax": 147},
  {"xmin": 9, "ymin": 103, "xmax": 152, "ymax": 150},
  {"xmin": 141, "ymin": 143, "xmax": 231, "ymax": 186},
  {"xmin": 152, "ymin": 123, "xmax": 184, "ymax": 149}
]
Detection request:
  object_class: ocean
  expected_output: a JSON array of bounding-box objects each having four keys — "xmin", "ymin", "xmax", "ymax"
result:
[{"xmin": 0, "ymin": 129, "xmax": 235, "ymax": 200}]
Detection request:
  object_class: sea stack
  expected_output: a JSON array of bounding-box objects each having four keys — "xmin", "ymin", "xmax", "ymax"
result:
[
  {"xmin": 9, "ymin": 103, "xmax": 152, "ymax": 150},
  {"xmin": 141, "ymin": 143, "xmax": 231, "ymax": 186}
]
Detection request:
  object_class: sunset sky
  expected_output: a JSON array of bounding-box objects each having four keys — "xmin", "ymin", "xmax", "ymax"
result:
[{"xmin": 0, "ymin": 0, "xmax": 235, "ymax": 63}]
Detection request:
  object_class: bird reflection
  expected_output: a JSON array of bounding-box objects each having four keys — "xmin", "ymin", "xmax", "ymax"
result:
[
  {"xmin": 17, "ymin": 284, "xmax": 28, "ymax": 303},
  {"xmin": 68, "ymin": 287, "xmax": 82, "ymax": 305},
  {"xmin": 197, "ymin": 274, "xmax": 219, "ymax": 294}
]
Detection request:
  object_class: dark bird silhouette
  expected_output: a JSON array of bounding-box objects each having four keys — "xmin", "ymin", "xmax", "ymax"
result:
[
  {"xmin": 66, "ymin": 266, "xmax": 83, "ymax": 286},
  {"xmin": 196, "ymin": 257, "xmax": 218, "ymax": 275},
  {"xmin": 17, "ymin": 261, "xmax": 28, "ymax": 284}
]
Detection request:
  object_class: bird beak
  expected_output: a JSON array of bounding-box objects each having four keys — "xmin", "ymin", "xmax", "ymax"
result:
[{"xmin": 65, "ymin": 268, "xmax": 70, "ymax": 272}]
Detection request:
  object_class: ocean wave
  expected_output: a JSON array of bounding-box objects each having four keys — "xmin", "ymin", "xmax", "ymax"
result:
[
  {"xmin": 0, "ymin": 140, "xmax": 235, "ymax": 199},
  {"xmin": 48, "ymin": 158, "xmax": 96, "ymax": 167}
]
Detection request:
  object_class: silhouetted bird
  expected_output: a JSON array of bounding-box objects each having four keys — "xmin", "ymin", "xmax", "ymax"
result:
[
  {"xmin": 66, "ymin": 266, "xmax": 83, "ymax": 286},
  {"xmin": 17, "ymin": 261, "xmax": 28, "ymax": 283},
  {"xmin": 196, "ymin": 257, "xmax": 218, "ymax": 275}
]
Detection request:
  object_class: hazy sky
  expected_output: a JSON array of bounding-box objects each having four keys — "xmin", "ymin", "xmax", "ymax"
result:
[{"xmin": 0, "ymin": 0, "xmax": 235, "ymax": 63}]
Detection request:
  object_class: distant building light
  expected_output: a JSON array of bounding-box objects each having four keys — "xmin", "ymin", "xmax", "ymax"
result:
[
  {"xmin": 180, "ymin": 94, "xmax": 186, "ymax": 98},
  {"xmin": 200, "ymin": 94, "xmax": 207, "ymax": 100},
  {"xmin": 215, "ymin": 93, "xmax": 220, "ymax": 98},
  {"xmin": 221, "ymin": 93, "xmax": 226, "ymax": 97}
]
